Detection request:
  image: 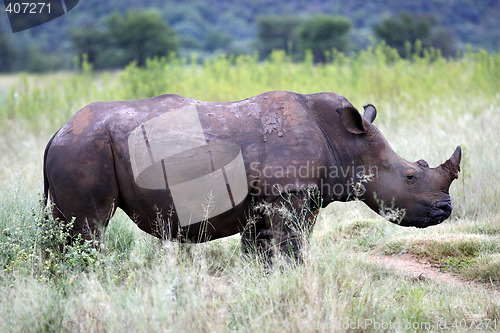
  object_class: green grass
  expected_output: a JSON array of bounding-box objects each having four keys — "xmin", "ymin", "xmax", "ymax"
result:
[{"xmin": 1, "ymin": 46, "xmax": 500, "ymax": 331}]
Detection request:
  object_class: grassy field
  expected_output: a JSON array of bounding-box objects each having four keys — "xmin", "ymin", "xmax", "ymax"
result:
[{"xmin": 1, "ymin": 46, "xmax": 499, "ymax": 331}]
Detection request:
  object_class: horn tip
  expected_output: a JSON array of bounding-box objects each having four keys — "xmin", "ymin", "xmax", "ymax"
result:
[{"xmin": 451, "ymin": 145, "xmax": 462, "ymax": 174}]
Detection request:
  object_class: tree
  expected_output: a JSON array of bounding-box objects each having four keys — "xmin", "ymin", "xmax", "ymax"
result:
[
  {"xmin": 71, "ymin": 28, "xmax": 108, "ymax": 66},
  {"xmin": 256, "ymin": 15, "xmax": 351, "ymax": 62},
  {"xmin": 0, "ymin": 25, "xmax": 14, "ymax": 72},
  {"xmin": 374, "ymin": 11, "xmax": 456, "ymax": 57},
  {"xmin": 297, "ymin": 15, "xmax": 351, "ymax": 62},
  {"xmin": 429, "ymin": 27, "xmax": 457, "ymax": 58},
  {"xmin": 106, "ymin": 9, "xmax": 178, "ymax": 67},
  {"xmin": 204, "ymin": 29, "xmax": 232, "ymax": 52},
  {"xmin": 256, "ymin": 16, "xmax": 303, "ymax": 59}
]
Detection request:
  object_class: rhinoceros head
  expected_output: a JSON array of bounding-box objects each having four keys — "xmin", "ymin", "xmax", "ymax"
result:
[{"xmin": 337, "ymin": 105, "xmax": 461, "ymax": 228}]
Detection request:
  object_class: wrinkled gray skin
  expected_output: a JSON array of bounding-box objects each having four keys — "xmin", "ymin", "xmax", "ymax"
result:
[{"xmin": 44, "ymin": 91, "xmax": 461, "ymax": 262}]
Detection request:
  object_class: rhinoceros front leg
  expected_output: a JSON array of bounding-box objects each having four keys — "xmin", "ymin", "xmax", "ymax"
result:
[{"xmin": 242, "ymin": 189, "xmax": 320, "ymax": 264}]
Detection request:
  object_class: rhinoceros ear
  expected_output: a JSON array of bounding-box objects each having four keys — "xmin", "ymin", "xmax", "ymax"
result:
[
  {"xmin": 363, "ymin": 104, "xmax": 377, "ymax": 123},
  {"xmin": 337, "ymin": 106, "xmax": 367, "ymax": 135}
]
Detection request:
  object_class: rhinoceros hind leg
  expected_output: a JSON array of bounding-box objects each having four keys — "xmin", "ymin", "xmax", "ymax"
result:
[
  {"xmin": 45, "ymin": 140, "xmax": 119, "ymax": 246},
  {"xmin": 48, "ymin": 189, "xmax": 117, "ymax": 245}
]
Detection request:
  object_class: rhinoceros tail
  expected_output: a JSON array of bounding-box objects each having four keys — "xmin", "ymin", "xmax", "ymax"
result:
[{"xmin": 43, "ymin": 132, "xmax": 58, "ymax": 208}]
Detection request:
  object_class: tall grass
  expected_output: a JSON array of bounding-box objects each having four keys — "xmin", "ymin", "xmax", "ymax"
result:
[
  {"xmin": 1, "ymin": 45, "xmax": 500, "ymax": 331},
  {"xmin": 1, "ymin": 45, "xmax": 498, "ymax": 130},
  {"xmin": 0, "ymin": 200, "xmax": 499, "ymax": 332}
]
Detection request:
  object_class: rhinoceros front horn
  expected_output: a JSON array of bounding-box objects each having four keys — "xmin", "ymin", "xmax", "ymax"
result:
[{"xmin": 440, "ymin": 145, "xmax": 461, "ymax": 180}]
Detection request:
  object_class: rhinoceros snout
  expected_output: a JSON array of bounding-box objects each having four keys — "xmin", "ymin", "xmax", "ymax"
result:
[
  {"xmin": 426, "ymin": 199, "xmax": 453, "ymax": 226},
  {"xmin": 405, "ymin": 199, "xmax": 453, "ymax": 228}
]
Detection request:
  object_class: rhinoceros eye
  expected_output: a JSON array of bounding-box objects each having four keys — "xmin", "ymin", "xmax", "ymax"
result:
[{"xmin": 406, "ymin": 174, "xmax": 417, "ymax": 183}]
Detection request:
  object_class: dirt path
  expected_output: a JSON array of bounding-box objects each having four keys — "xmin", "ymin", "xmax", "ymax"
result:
[{"xmin": 369, "ymin": 253, "xmax": 484, "ymax": 288}]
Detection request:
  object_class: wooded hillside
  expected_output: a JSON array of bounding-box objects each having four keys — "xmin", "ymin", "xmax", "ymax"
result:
[{"xmin": 1, "ymin": 0, "xmax": 498, "ymax": 71}]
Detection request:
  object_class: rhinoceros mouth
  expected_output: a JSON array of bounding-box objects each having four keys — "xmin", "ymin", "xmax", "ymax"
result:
[
  {"xmin": 430, "ymin": 211, "xmax": 451, "ymax": 223},
  {"xmin": 400, "ymin": 212, "xmax": 450, "ymax": 229},
  {"xmin": 395, "ymin": 199, "xmax": 452, "ymax": 228},
  {"xmin": 413, "ymin": 216, "xmax": 447, "ymax": 228}
]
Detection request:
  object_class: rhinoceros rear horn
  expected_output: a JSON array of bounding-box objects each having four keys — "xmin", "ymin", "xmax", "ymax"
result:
[{"xmin": 441, "ymin": 145, "xmax": 462, "ymax": 180}]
